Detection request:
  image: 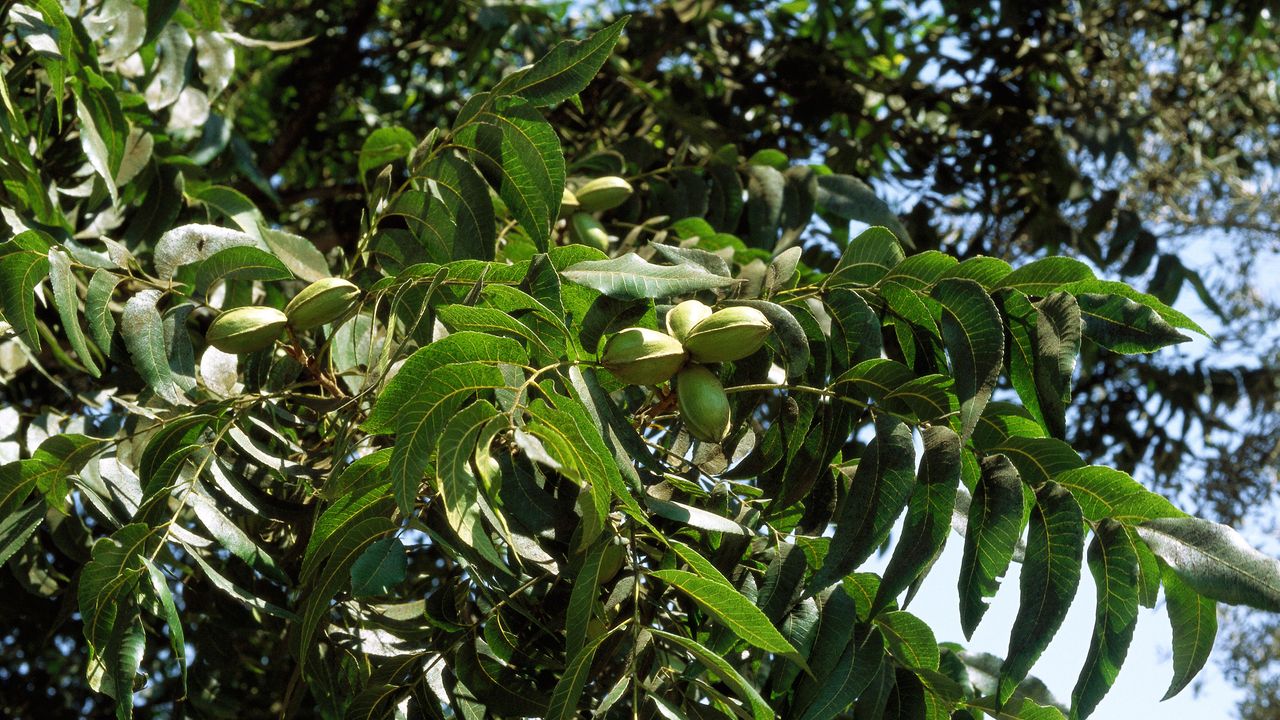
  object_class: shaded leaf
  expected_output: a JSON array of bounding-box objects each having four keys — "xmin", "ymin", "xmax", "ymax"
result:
[
  {"xmin": 652, "ymin": 629, "xmax": 774, "ymax": 720},
  {"xmin": 959, "ymin": 455, "xmax": 1024, "ymax": 638},
  {"xmin": 812, "ymin": 417, "xmax": 915, "ymax": 590},
  {"xmin": 999, "ymin": 482, "xmax": 1084, "ymax": 703},
  {"xmin": 1159, "ymin": 564, "xmax": 1217, "ymax": 700},
  {"xmin": 817, "ymin": 177, "xmax": 913, "ymax": 250},
  {"xmin": 931, "ymin": 278, "xmax": 1003, "ymax": 440},
  {"xmin": 350, "ymin": 536, "xmax": 407, "ymax": 596},
  {"xmin": 874, "ymin": 426, "xmax": 961, "ymax": 616},
  {"xmin": 796, "ymin": 627, "xmax": 885, "ymax": 720},
  {"xmin": 1070, "ymin": 520, "xmax": 1138, "ymax": 720},
  {"xmin": 492, "ymin": 17, "xmax": 628, "ymax": 107}
]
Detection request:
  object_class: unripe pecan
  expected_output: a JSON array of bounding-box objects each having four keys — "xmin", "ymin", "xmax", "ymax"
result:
[
  {"xmin": 601, "ymin": 327, "xmax": 687, "ymax": 385},
  {"xmin": 683, "ymin": 306, "xmax": 773, "ymax": 363},
  {"xmin": 665, "ymin": 299, "xmax": 713, "ymax": 343},
  {"xmin": 284, "ymin": 278, "xmax": 360, "ymax": 331},
  {"xmin": 559, "ymin": 187, "xmax": 580, "ymax": 219},
  {"xmin": 570, "ymin": 213, "xmax": 610, "ymax": 252},
  {"xmin": 676, "ymin": 364, "xmax": 731, "ymax": 442},
  {"xmin": 575, "ymin": 176, "xmax": 633, "ymax": 212},
  {"xmin": 207, "ymin": 307, "xmax": 287, "ymax": 354}
]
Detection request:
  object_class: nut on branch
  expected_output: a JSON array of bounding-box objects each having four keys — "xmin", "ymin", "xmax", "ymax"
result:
[
  {"xmin": 569, "ymin": 213, "xmax": 611, "ymax": 252},
  {"xmin": 601, "ymin": 327, "xmax": 687, "ymax": 385},
  {"xmin": 575, "ymin": 176, "xmax": 633, "ymax": 212},
  {"xmin": 676, "ymin": 364, "xmax": 731, "ymax": 443},
  {"xmin": 206, "ymin": 307, "xmax": 288, "ymax": 354},
  {"xmin": 682, "ymin": 306, "xmax": 773, "ymax": 363},
  {"xmin": 284, "ymin": 278, "xmax": 360, "ymax": 331},
  {"xmin": 665, "ymin": 299, "xmax": 713, "ymax": 343}
]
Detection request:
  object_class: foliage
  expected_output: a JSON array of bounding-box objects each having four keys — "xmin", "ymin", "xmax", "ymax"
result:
[{"xmin": 2, "ymin": 2, "xmax": 1280, "ymax": 719}]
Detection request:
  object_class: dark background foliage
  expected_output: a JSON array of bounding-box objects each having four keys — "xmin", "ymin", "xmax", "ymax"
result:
[{"xmin": 2, "ymin": 0, "xmax": 1278, "ymax": 717}]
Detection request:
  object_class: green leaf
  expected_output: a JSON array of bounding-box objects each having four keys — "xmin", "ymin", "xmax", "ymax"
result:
[
  {"xmin": 999, "ymin": 482, "xmax": 1084, "ymax": 703},
  {"xmin": 561, "ymin": 252, "xmax": 736, "ymax": 299},
  {"xmin": 47, "ymin": 248, "xmax": 100, "ymax": 376},
  {"xmin": 262, "ymin": 228, "xmax": 331, "ymax": 282},
  {"xmin": 364, "ymin": 332, "xmax": 527, "ymax": 434},
  {"xmin": 436, "ymin": 400, "xmax": 506, "ymax": 571},
  {"xmin": 817, "ymin": 176, "xmax": 913, "ymax": 250},
  {"xmin": 193, "ymin": 246, "xmax": 292, "ymax": 291},
  {"xmin": 1073, "ymin": 293, "xmax": 1190, "ymax": 354},
  {"xmin": 546, "ymin": 624, "xmax": 622, "ymax": 720},
  {"xmin": 987, "ymin": 436, "xmax": 1085, "ymax": 488},
  {"xmin": 188, "ymin": 487, "xmax": 289, "ymax": 584},
  {"xmin": 189, "ymin": 185, "xmax": 265, "ymax": 241},
  {"xmin": 524, "ymin": 397, "xmax": 626, "ymax": 549},
  {"xmin": 812, "ymin": 417, "xmax": 915, "ymax": 590},
  {"xmin": 796, "ymin": 627, "xmax": 885, "ymax": 720},
  {"xmin": 826, "ymin": 287, "xmax": 882, "ymax": 368},
  {"xmin": 650, "ymin": 569, "xmax": 799, "ymax": 656},
  {"xmin": 390, "ymin": 153, "xmax": 497, "ymax": 262},
  {"xmin": 874, "ymin": 426, "xmax": 961, "ymax": 616},
  {"xmin": 828, "ymin": 226, "xmax": 905, "ymax": 286},
  {"xmin": 967, "ymin": 696, "xmax": 1067, "ymax": 720},
  {"xmin": 931, "ymin": 278, "xmax": 1003, "ymax": 440},
  {"xmin": 1056, "ymin": 278, "xmax": 1207, "ymax": 337},
  {"xmin": 566, "ymin": 541, "xmax": 611, "ymax": 661},
  {"xmin": 944, "ymin": 256, "xmax": 1013, "ymax": 288},
  {"xmin": 1053, "ymin": 466, "xmax": 1182, "ymax": 523},
  {"xmin": 388, "ymin": 363, "xmax": 505, "ymax": 516},
  {"xmin": 492, "ymin": 17, "xmax": 628, "ymax": 107},
  {"xmin": 1070, "ymin": 520, "xmax": 1139, "ymax": 720},
  {"xmin": 1003, "ymin": 291, "xmax": 1079, "ymax": 439},
  {"xmin": 78, "ymin": 524, "xmax": 156, "ymax": 715},
  {"xmin": 994, "ymin": 257, "xmax": 1095, "ymax": 297},
  {"xmin": 454, "ymin": 95, "xmax": 563, "ymax": 251},
  {"xmin": 142, "ymin": 558, "xmax": 186, "ymax": 693},
  {"xmin": 749, "ymin": 148, "xmax": 790, "ymax": 169},
  {"xmin": 437, "ymin": 304, "xmax": 556, "ymax": 358},
  {"xmin": 0, "ymin": 247, "xmax": 50, "ymax": 351},
  {"xmin": 294, "ymin": 516, "xmax": 396, "ymax": 671},
  {"xmin": 876, "ymin": 610, "xmax": 940, "ymax": 670},
  {"xmin": 0, "ymin": 500, "xmax": 45, "ymax": 567},
  {"xmin": 959, "ymin": 455, "xmax": 1025, "ymax": 638},
  {"xmin": 303, "ymin": 454, "xmax": 393, "ymax": 582},
  {"xmin": 882, "ymin": 251, "xmax": 959, "ymax": 290},
  {"xmin": 350, "ymin": 536, "xmax": 407, "ymax": 596},
  {"xmin": 121, "ymin": 290, "xmax": 181, "ymax": 404},
  {"xmin": 651, "ymin": 629, "xmax": 774, "ymax": 720},
  {"xmin": 86, "ymin": 269, "xmax": 122, "ymax": 355},
  {"xmin": 1159, "ymin": 564, "xmax": 1217, "ymax": 699},
  {"xmin": 1136, "ymin": 516, "xmax": 1280, "ymax": 611},
  {"xmin": 359, "ymin": 126, "xmax": 417, "ymax": 177}
]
